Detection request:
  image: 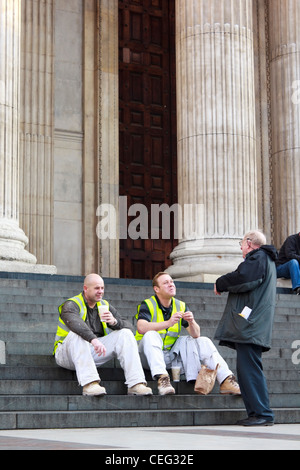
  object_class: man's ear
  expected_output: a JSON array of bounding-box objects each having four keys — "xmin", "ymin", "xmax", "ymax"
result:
[{"xmin": 153, "ymin": 285, "xmax": 159, "ymax": 294}]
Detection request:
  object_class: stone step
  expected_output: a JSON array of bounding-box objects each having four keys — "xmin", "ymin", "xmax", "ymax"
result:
[
  {"xmin": 0, "ymin": 312, "xmax": 58, "ymax": 322},
  {"xmin": 0, "ymin": 276, "xmax": 296, "ymax": 304},
  {"xmin": 2, "ymin": 340, "xmax": 296, "ymax": 362},
  {"xmin": 0, "ymin": 275, "xmax": 297, "ymax": 297},
  {"xmin": 0, "ymin": 320, "xmax": 299, "ymax": 338},
  {"xmin": 0, "ymin": 407, "xmax": 299, "ymax": 430},
  {"xmin": 0, "ymin": 322, "xmax": 58, "ymax": 333},
  {"xmin": 0, "ymin": 376, "xmax": 298, "ymax": 395},
  {"xmin": 0, "ymin": 393, "xmax": 244, "ymax": 411},
  {"xmin": 0, "ymin": 392, "xmax": 297, "ymax": 412},
  {"xmin": 0, "ymin": 325, "xmax": 297, "ymax": 345},
  {"xmin": 0, "ymin": 365, "xmax": 298, "ymax": 382},
  {"xmin": 0, "ymin": 272, "xmax": 298, "ymax": 430},
  {"xmin": 0, "ymin": 300, "xmax": 299, "ymax": 323},
  {"xmin": 4, "ymin": 353, "xmax": 297, "ymax": 372},
  {"xmin": 0, "ymin": 283, "xmax": 298, "ymax": 303},
  {"xmin": 0, "ymin": 303, "xmax": 298, "ymax": 323}
]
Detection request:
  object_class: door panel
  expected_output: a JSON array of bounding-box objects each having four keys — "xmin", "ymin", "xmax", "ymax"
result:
[{"xmin": 119, "ymin": 0, "xmax": 177, "ymax": 279}]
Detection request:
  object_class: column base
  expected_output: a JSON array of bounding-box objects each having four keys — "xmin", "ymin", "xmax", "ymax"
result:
[
  {"xmin": 166, "ymin": 238, "xmax": 243, "ymax": 282},
  {"xmin": 0, "ymin": 260, "xmax": 57, "ymax": 274},
  {"xmin": 0, "ymin": 219, "xmax": 57, "ymax": 274}
]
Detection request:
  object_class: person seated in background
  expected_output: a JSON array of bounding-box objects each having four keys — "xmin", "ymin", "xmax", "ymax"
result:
[
  {"xmin": 135, "ymin": 272, "xmax": 240, "ymax": 396},
  {"xmin": 54, "ymin": 273, "xmax": 152, "ymax": 397},
  {"xmin": 276, "ymin": 232, "xmax": 300, "ymax": 294}
]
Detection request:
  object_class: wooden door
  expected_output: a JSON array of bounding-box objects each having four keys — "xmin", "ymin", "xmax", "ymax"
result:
[{"xmin": 119, "ymin": 0, "xmax": 177, "ymax": 280}]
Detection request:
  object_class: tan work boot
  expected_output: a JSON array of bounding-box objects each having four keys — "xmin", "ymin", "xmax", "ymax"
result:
[
  {"xmin": 82, "ymin": 381, "xmax": 107, "ymax": 396},
  {"xmin": 220, "ymin": 375, "xmax": 241, "ymax": 395},
  {"xmin": 128, "ymin": 383, "xmax": 153, "ymax": 396},
  {"xmin": 157, "ymin": 374, "xmax": 175, "ymax": 395}
]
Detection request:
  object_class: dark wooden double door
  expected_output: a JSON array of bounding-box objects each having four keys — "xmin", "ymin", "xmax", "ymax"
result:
[{"xmin": 119, "ymin": 0, "xmax": 177, "ymax": 279}]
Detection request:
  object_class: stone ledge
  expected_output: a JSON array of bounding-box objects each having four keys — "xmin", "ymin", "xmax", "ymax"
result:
[
  {"xmin": 0, "ymin": 261, "xmax": 57, "ymax": 275},
  {"xmin": 277, "ymin": 278, "xmax": 292, "ymax": 289}
]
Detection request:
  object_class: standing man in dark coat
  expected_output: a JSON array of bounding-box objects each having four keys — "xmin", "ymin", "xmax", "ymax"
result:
[{"xmin": 214, "ymin": 231, "xmax": 277, "ymax": 426}]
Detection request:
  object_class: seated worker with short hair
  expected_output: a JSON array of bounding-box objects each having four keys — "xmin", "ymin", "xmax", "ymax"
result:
[{"xmin": 135, "ymin": 272, "xmax": 240, "ymax": 396}]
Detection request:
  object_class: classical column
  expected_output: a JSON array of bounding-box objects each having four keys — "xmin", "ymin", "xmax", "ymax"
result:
[
  {"xmin": 268, "ymin": 0, "xmax": 300, "ymax": 247},
  {"xmin": 19, "ymin": 0, "xmax": 55, "ymax": 266},
  {"xmin": 0, "ymin": 0, "xmax": 36, "ymax": 267},
  {"xmin": 0, "ymin": 0, "xmax": 55, "ymax": 273},
  {"xmin": 167, "ymin": 0, "xmax": 258, "ymax": 281}
]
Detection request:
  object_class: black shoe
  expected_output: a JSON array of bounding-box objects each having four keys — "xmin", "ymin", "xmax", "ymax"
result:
[
  {"xmin": 295, "ymin": 287, "xmax": 300, "ymax": 295},
  {"xmin": 236, "ymin": 416, "xmax": 274, "ymax": 426},
  {"xmin": 236, "ymin": 417, "xmax": 256, "ymax": 426}
]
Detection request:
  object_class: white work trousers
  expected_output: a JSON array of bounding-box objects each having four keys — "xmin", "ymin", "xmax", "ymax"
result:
[
  {"xmin": 55, "ymin": 329, "xmax": 147, "ymax": 388},
  {"xmin": 138, "ymin": 331, "xmax": 233, "ymax": 384}
]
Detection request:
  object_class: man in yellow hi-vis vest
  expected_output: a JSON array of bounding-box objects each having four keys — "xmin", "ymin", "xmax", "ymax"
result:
[
  {"xmin": 54, "ymin": 273, "xmax": 152, "ymax": 397},
  {"xmin": 136, "ymin": 272, "xmax": 240, "ymax": 396}
]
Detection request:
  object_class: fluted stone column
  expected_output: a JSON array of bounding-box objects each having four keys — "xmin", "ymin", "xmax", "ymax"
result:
[
  {"xmin": 167, "ymin": 0, "xmax": 258, "ymax": 281},
  {"xmin": 0, "ymin": 0, "xmax": 55, "ymax": 273},
  {"xmin": 19, "ymin": 0, "xmax": 55, "ymax": 266},
  {"xmin": 268, "ymin": 0, "xmax": 300, "ymax": 247}
]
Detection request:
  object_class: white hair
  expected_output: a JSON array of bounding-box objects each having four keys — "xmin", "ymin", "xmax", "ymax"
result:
[{"xmin": 244, "ymin": 230, "xmax": 266, "ymax": 247}]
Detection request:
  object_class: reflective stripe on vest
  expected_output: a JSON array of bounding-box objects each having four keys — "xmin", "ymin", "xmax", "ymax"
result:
[
  {"xmin": 53, "ymin": 293, "xmax": 109, "ymax": 354},
  {"xmin": 135, "ymin": 296, "xmax": 186, "ymax": 350}
]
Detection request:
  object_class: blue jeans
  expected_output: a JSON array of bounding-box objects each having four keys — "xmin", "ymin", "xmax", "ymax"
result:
[{"xmin": 277, "ymin": 259, "xmax": 300, "ymax": 291}]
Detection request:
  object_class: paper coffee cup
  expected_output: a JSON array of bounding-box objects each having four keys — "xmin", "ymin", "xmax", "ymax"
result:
[
  {"xmin": 98, "ymin": 305, "xmax": 108, "ymax": 321},
  {"xmin": 171, "ymin": 366, "xmax": 181, "ymax": 382}
]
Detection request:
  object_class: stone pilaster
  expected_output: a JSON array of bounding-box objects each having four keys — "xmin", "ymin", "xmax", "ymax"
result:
[
  {"xmin": 268, "ymin": 0, "xmax": 300, "ymax": 247},
  {"xmin": 0, "ymin": 0, "xmax": 55, "ymax": 273},
  {"xmin": 167, "ymin": 0, "xmax": 258, "ymax": 281},
  {"xmin": 19, "ymin": 0, "xmax": 55, "ymax": 266},
  {"xmin": 96, "ymin": 0, "xmax": 120, "ymax": 277}
]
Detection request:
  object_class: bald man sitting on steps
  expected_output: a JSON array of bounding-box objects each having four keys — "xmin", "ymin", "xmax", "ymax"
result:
[{"xmin": 54, "ymin": 273, "xmax": 152, "ymax": 397}]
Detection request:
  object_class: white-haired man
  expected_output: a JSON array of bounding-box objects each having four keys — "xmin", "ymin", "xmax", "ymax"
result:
[{"xmin": 214, "ymin": 231, "xmax": 277, "ymax": 426}]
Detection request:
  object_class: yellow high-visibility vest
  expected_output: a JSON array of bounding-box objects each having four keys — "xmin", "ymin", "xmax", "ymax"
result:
[
  {"xmin": 53, "ymin": 292, "xmax": 109, "ymax": 353},
  {"xmin": 135, "ymin": 296, "xmax": 186, "ymax": 350}
]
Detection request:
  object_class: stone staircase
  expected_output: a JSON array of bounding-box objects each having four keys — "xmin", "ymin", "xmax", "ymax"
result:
[{"xmin": 0, "ymin": 272, "xmax": 299, "ymax": 430}]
